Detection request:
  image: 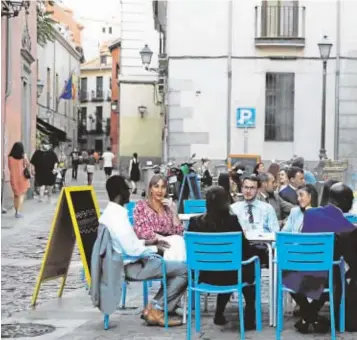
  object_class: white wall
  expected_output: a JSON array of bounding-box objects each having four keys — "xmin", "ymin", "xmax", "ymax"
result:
[
  {"xmin": 37, "ymin": 33, "xmax": 80, "ymax": 145},
  {"xmin": 120, "ymin": 0, "xmax": 159, "ymax": 82},
  {"xmin": 165, "ymin": 0, "xmax": 357, "ymax": 162}
]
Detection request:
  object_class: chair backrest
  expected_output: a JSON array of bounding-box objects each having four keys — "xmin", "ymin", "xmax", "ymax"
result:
[
  {"xmin": 344, "ymin": 213, "xmax": 357, "ymax": 224},
  {"xmin": 183, "ymin": 199, "xmax": 206, "ymax": 214},
  {"xmin": 184, "ymin": 232, "xmax": 243, "ymax": 272},
  {"xmin": 125, "ymin": 201, "xmax": 136, "ymax": 225},
  {"xmin": 276, "ymin": 232, "xmax": 335, "ymax": 272}
]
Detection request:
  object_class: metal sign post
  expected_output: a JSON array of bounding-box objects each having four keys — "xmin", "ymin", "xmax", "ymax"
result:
[{"xmin": 236, "ymin": 108, "xmax": 256, "ymax": 155}]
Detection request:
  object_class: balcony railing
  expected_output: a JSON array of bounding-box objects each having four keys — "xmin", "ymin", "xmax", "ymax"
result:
[
  {"xmin": 91, "ymin": 89, "xmax": 104, "ymax": 102},
  {"xmin": 80, "ymin": 91, "xmax": 89, "ymax": 102},
  {"xmin": 255, "ymin": 4, "xmax": 305, "ymax": 47}
]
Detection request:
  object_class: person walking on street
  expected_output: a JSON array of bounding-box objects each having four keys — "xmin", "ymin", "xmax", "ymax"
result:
[
  {"xmin": 129, "ymin": 152, "xmax": 140, "ymax": 194},
  {"xmin": 102, "ymin": 147, "xmax": 115, "ymax": 179},
  {"xmin": 70, "ymin": 148, "xmax": 80, "ymax": 180},
  {"xmin": 8, "ymin": 142, "xmax": 30, "ymax": 218},
  {"xmin": 30, "ymin": 142, "xmax": 58, "ymax": 203},
  {"xmin": 86, "ymin": 151, "xmax": 96, "ymax": 185}
]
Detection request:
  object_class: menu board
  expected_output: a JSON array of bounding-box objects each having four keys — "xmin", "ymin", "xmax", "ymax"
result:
[{"xmin": 31, "ymin": 186, "xmax": 100, "ymax": 306}]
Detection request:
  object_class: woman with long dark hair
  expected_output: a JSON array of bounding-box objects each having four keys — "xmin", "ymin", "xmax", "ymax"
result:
[
  {"xmin": 253, "ymin": 162, "xmax": 265, "ymax": 176},
  {"xmin": 282, "ymin": 184, "xmax": 319, "ymax": 233},
  {"xmin": 187, "ymin": 186, "xmax": 257, "ymax": 329},
  {"xmin": 319, "ymin": 179, "xmax": 338, "ymax": 206},
  {"xmin": 218, "ymin": 172, "xmax": 234, "ymax": 204},
  {"xmin": 8, "ymin": 142, "xmax": 30, "ymax": 217}
]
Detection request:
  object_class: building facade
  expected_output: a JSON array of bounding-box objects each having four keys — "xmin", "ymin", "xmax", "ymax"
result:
[
  {"xmin": 79, "ymin": 43, "xmax": 112, "ymax": 153},
  {"xmin": 1, "ymin": 2, "xmax": 37, "ymax": 207},
  {"xmin": 119, "ymin": 0, "xmax": 164, "ymax": 172},
  {"xmin": 109, "ymin": 38, "xmax": 121, "ymax": 167},
  {"xmin": 154, "ymin": 0, "xmax": 357, "ymax": 169},
  {"xmin": 37, "ymin": 27, "xmax": 81, "ymax": 152}
]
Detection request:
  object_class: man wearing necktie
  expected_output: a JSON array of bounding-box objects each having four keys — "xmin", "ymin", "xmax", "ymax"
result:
[{"xmin": 231, "ymin": 175, "xmax": 279, "ymax": 266}]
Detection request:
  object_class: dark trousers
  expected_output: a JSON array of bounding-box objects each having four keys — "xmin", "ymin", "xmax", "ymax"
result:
[
  {"xmin": 215, "ymin": 286, "xmax": 256, "ymax": 317},
  {"xmin": 72, "ymin": 163, "xmax": 78, "ymax": 179},
  {"xmin": 291, "ymin": 292, "xmax": 329, "ymax": 322}
]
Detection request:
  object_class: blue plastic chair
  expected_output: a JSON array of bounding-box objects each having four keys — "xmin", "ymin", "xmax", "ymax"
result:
[
  {"xmin": 184, "ymin": 232, "xmax": 262, "ymax": 340},
  {"xmin": 344, "ymin": 213, "xmax": 357, "ymax": 224},
  {"xmin": 183, "ymin": 200, "xmax": 206, "ymax": 214},
  {"xmin": 275, "ymin": 232, "xmax": 345, "ymax": 340},
  {"xmin": 104, "ymin": 253, "xmax": 168, "ymax": 330}
]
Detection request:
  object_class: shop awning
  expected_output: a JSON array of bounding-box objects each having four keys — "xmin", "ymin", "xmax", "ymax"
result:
[{"xmin": 36, "ymin": 118, "xmax": 67, "ymax": 144}]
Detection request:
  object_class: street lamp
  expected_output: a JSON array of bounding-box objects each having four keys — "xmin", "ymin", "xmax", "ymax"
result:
[
  {"xmin": 111, "ymin": 100, "xmax": 118, "ymax": 112},
  {"xmin": 138, "ymin": 105, "xmax": 147, "ymax": 118},
  {"xmin": 318, "ymin": 35, "xmax": 332, "ymax": 160},
  {"xmin": 37, "ymin": 79, "xmax": 44, "ymax": 98},
  {"xmin": 139, "ymin": 44, "xmax": 159, "ymax": 72}
]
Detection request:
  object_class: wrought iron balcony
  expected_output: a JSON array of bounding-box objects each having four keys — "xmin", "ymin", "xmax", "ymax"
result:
[
  {"xmin": 80, "ymin": 91, "xmax": 89, "ymax": 102},
  {"xmin": 255, "ymin": 4, "xmax": 306, "ymax": 47},
  {"xmin": 91, "ymin": 89, "xmax": 104, "ymax": 102}
]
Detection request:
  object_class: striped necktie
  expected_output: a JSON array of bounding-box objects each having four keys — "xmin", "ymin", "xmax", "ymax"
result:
[{"xmin": 247, "ymin": 204, "xmax": 254, "ymax": 224}]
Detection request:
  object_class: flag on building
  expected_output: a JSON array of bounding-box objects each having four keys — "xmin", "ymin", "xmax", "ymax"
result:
[{"xmin": 59, "ymin": 72, "xmax": 75, "ymax": 100}]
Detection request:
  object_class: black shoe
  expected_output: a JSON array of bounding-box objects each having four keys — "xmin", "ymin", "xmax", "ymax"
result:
[
  {"xmin": 294, "ymin": 318, "xmax": 310, "ymax": 334},
  {"xmin": 312, "ymin": 316, "xmax": 330, "ymax": 334},
  {"xmin": 132, "ymin": 189, "xmax": 137, "ymax": 194},
  {"xmin": 214, "ymin": 314, "xmax": 228, "ymax": 325}
]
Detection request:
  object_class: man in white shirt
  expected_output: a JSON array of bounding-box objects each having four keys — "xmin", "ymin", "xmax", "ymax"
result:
[
  {"xmin": 102, "ymin": 147, "xmax": 115, "ymax": 179},
  {"xmin": 99, "ymin": 175, "xmax": 187, "ymax": 327}
]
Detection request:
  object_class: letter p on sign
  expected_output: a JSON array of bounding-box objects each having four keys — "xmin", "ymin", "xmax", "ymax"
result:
[{"xmin": 236, "ymin": 108, "xmax": 256, "ymax": 128}]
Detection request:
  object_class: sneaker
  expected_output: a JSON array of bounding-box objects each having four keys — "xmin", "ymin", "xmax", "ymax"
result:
[{"xmin": 15, "ymin": 213, "xmax": 24, "ymax": 218}]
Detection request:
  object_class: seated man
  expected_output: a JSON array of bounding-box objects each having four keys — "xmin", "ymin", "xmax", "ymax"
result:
[
  {"xmin": 279, "ymin": 166, "xmax": 305, "ymax": 205},
  {"xmin": 99, "ymin": 175, "xmax": 188, "ymax": 327},
  {"xmin": 231, "ymin": 174, "xmax": 279, "ymax": 266},
  {"xmin": 284, "ymin": 183, "xmax": 356, "ymax": 334},
  {"xmin": 257, "ymin": 172, "xmax": 293, "ymax": 227}
]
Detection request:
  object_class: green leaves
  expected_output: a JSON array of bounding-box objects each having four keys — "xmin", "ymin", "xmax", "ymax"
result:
[{"xmin": 37, "ymin": 0, "xmax": 56, "ymax": 47}]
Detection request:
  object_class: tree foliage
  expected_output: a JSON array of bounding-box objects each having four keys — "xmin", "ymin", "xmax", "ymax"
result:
[{"xmin": 37, "ymin": 0, "xmax": 56, "ymax": 47}]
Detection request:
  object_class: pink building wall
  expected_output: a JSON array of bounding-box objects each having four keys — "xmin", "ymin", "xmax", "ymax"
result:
[{"xmin": 1, "ymin": 3, "xmax": 37, "ymax": 206}]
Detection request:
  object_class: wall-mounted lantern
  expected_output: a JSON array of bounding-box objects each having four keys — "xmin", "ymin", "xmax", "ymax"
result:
[
  {"xmin": 138, "ymin": 105, "xmax": 147, "ymax": 118},
  {"xmin": 111, "ymin": 100, "xmax": 118, "ymax": 113}
]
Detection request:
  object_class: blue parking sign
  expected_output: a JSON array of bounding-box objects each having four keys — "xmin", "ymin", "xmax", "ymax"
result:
[{"xmin": 236, "ymin": 108, "xmax": 256, "ymax": 128}]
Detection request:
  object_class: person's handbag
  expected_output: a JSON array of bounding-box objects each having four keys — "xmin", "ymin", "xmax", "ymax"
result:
[{"xmin": 23, "ymin": 159, "xmax": 31, "ymax": 179}]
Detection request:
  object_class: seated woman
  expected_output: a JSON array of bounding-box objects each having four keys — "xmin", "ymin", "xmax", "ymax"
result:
[
  {"xmin": 282, "ymin": 184, "xmax": 318, "ymax": 233},
  {"xmin": 134, "ymin": 174, "xmax": 184, "ymax": 240},
  {"xmin": 187, "ymin": 186, "xmax": 257, "ymax": 330},
  {"xmin": 218, "ymin": 172, "xmax": 234, "ymax": 204}
]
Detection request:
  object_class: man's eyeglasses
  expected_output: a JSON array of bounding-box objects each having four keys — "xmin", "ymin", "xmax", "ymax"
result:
[{"xmin": 243, "ymin": 186, "xmax": 257, "ymax": 191}]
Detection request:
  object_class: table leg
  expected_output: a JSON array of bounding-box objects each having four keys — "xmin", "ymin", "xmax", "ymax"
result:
[
  {"xmin": 266, "ymin": 243, "xmax": 274, "ymax": 327},
  {"xmin": 182, "ymin": 292, "xmax": 187, "ymax": 324}
]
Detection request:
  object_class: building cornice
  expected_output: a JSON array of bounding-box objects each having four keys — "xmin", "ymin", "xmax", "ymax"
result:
[
  {"xmin": 108, "ymin": 38, "xmax": 121, "ymax": 51},
  {"xmin": 52, "ymin": 29, "xmax": 81, "ymax": 61}
]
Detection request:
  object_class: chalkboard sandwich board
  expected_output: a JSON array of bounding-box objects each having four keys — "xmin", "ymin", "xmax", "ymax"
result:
[{"xmin": 31, "ymin": 186, "xmax": 100, "ymax": 307}]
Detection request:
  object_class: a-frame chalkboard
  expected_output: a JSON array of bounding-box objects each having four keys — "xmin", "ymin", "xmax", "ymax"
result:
[{"xmin": 31, "ymin": 186, "xmax": 100, "ymax": 306}]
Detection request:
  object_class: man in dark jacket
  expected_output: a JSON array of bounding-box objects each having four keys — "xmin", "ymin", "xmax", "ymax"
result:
[
  {"xmin": 257, "ymin": 172, "xmax": 293, "ymax": 226},
  {"xmin": 279, "ymin": 166, "xmax": 305, "ymax": 205}
]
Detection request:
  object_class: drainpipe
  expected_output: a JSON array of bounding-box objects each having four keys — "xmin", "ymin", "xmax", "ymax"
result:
[
  {"xmin": 334, "ymin": 0, "xmax": 341, "ymax": 160},
  {"xmin": 226, "ymin": 0, "xmax": 233, "ymax": 161},
  {"xmin": 1, "ymin": 17, "xmax": 12, "ymax": 212}
]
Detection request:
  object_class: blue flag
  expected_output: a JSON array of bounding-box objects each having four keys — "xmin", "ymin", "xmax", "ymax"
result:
[{"xmin": 59, "ymin": 73, "xmax": 74, "ymax": 100}]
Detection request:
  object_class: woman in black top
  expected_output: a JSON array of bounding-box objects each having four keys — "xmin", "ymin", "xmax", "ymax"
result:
[
  {"xmin": 187, "ymin": 186, "xmax": 257, "ymax": 329},
  {"xmin": 129, "ymin": 153, "xmax": 140, "ymax": 194}
]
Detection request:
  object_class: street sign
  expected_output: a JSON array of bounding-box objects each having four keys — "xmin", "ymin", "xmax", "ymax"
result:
[
  {"xmin": 236, "ymin": 108, "xmax": 256, "ymax": 128},
  {"xmin": 31, "ymin": 186, "xmax": 100, "ymax": 306}
]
